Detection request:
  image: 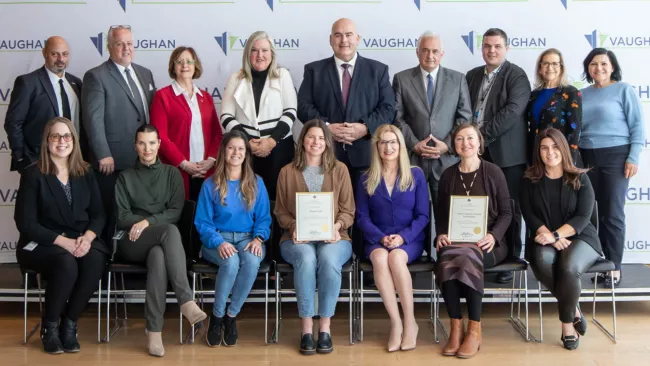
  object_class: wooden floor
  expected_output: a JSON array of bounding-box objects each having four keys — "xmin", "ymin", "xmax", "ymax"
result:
[{"xmin": 1, "ymin": 301, "xmax": 649, "ymax": 366}]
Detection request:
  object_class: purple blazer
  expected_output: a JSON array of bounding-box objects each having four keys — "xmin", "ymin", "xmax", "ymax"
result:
[{"xmin": 355, "ymin": 167, "xmax": 430, "ymax": 263}]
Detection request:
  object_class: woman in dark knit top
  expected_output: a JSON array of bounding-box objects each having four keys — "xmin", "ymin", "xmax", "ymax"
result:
[{"xmin": 115, "ymin": 125, "xmax": 206, "ymax": 357}]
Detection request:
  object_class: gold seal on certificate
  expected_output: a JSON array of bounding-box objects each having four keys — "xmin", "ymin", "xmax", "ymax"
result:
[
  {"xmin": 296, "ymin": 192, "xmax": 335, "ymax": 242},
  {"xmin": 448, "ymin": 195, "xmax": 489, "ymax": 242}
]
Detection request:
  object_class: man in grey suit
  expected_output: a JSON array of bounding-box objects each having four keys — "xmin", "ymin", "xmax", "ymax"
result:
[
  {"xmin": 82, "ymin": 25, "xmax": 156, "ymax": 239},
  {"xmin": 393, "ymin": 32, "xmax": 472, "ymax": 203}
]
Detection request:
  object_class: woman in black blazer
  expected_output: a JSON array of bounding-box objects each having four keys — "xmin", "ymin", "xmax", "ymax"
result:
[
  {"xmin": 520, "ymin": 128, "xmax": 601, "ymax": 351},
  {"xmin": 15, "ymin": 117, "xmax": 108, "ymax": 355},
  {"xmin": 525, "ymin": 48, "xmax": 582, "ymax": 166}
]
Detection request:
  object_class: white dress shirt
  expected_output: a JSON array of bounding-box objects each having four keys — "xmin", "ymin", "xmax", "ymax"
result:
[
  {"xmin": 45, "ymin": 67, "xmax": 80, "ymax": 131},
  {"xmin": 420, "ymin": 65, "xmax": 440, "ymax": 97},
  {"xmin": 333, "ymin": 52, "xmax": 358, "ymax": 90},
  {"xmin": 172, "ymin": 80, "xmax": 205, "ymax": 162},
  {"xmin": 112, "ymin": 60, "xmax": 149, "ymax": 122}
]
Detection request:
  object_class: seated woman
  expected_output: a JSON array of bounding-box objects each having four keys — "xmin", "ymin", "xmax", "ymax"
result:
[
  {"xmin": 355, "ymin": 124, "xmax": 429, "ymax": 352},
  {"xmin": 194, "ymin": 130, "xmax": 271, "ymax": 347},
  {"xmin": 521, "ymin": 128, "xmax": 601, "ymax": 350},
  {"xmin": 274, "ymin": 119, "xmax": 355, "ymax": 355},
  {"xmin": 435, "ymin": 122, "xmax": 512, "ymax": 359},
  {"xmin": 15, "ymin": 117, "xmax": 108, "ymax": 354},
  {"xmin": 115, "ymin": 124, "xmax": 206, "ymax": 357}
]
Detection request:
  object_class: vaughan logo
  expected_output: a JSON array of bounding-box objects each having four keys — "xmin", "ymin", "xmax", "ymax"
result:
[
  {"xmin": 0, "ymin": 189, "xmax": 18, "ymax": 206},
  {"xmin": 0, "ymin": 87, "xmax": 11, "ymax": 103},
  {"xmin": 116, "ymin": 0, "xmax": 126, "ymax": 12},
  {"xmin": 0, "ymin": 39, "xmax": 47, "ymax": 51},
  {"xmin": 215, "ymin": 32, "xmax": 299, "ymax": 56},
  {"xmin": 0, "ymin": 241, "xmax": 17, "ymax": 251},
  {"xmin": 462, "ymin": 31, "xmax": 546, "ymax": 54},
  {"xmin": 199, "ymin": 86, "xmax": 224, "ymax": 103},
  {"xmin": 359, "ymin": 37, "xmax": 418, "ymax": 50},
  {"xmin": 585, "ymin": 29, "xmax": 650, "ymax": 49},
  {"xmin": 626, "ymin": 187, "xmax": 650, "ymax": 202},
  {"xmin": 0, "ymin": 140, "xmax": 11, "ymax": 153},
  {"xmin": 626, "ymin": 240, "xmax": 650, "ymax": 251},
  {"xmin": 90, "ymin": 32, "xmax": 177, "ymax": 56}
]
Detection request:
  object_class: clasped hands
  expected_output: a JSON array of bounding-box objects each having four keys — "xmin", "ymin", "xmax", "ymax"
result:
[
  {"xmin": 250, "ymin": 138, "xmax": 277, "ymax": 158},
  {"xmin": 414, "ymin": 135, "xmax": 448, "ymax": 159},
  {"xmin": 435, "ymin": 233, "xmax": 496, "ymax": 253},
  {"xmin": 381, "ymin": 234, "xmax": 405, "ymax": 249},
  {"xmin": 61, "ymin": 233, "xmax": 94, "ymax": 258},
  {"xmin": 535, "ymin": 226, "xmax": 571, "ymax": 251},
  {"xmin": 181, "ymin": 159, "xmax": 215, "ymax": 178},
  {"xmin": 329, "ymin": 122, "xmax": 368, "ymax": 145}
]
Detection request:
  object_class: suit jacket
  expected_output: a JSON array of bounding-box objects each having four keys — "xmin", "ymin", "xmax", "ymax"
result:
[
  {"xmin": 150, "ymin": 85, "xmax": 223, "ymax": 198},
  {"xmin": 14, "ymin": 164, "xmax": 108, "ymax": 253},
  {"xmin": 525, "ymin": 85, "xmax": 582, "ymax": 165},
  {"xmin": 4, "ymin": 66, "xmax": 82, "ymax": 171},
  {"xmin": 297, "ymin": 55, "xmax": 395, "ymax": 168},
  {"xmin": 82, "ymin": 60, "xmax": 156, "ymax": 171},
  {"xmin": 520, "ymin": 173, "xmax": 601, "ymax": 255},
  {"xmin": 466, "ymin": 61, "xmax": 531, "ymax": 168},
  {"xmin": 393, "ymin": 66, "xmax": 472, "ymax": 181}
]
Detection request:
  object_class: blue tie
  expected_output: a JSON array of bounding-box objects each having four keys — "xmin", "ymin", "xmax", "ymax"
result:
[{"xmin": 427, "ymin": 74, "xmax": 435, "ymax": 108}]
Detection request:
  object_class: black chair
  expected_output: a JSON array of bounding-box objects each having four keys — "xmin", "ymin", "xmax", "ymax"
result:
[
  {"xmin": 353, "ymin": 224, "xmax": 438, "ymax": 343},
  {"xmin": 104, "ymin": 200, "xmax": 195, "ymax": 343},
  {"xmin": 535, "ymin": 201, "xmax": 617, "ymax": 343},
  {"xmin": 183, "ymin": 201, "xmax": 273, "ymax": 344},
  {"xmin": 436, "ymin": 199, "xmax": 535, "ymax": 342}
]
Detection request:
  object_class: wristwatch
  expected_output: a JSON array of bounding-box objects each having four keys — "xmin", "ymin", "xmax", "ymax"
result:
[
  {"xmin": 254, "ymin": 235, "xmax": 265, "ymax": 243},
  {"xmin": 552, "ymin": 231, "xmax": 560, "ymax": 241}
]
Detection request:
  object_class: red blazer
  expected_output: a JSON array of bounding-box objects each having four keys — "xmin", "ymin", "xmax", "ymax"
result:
[{"xmin": 150, "ymin": 84, "xmax": 223, "ymax": 198}]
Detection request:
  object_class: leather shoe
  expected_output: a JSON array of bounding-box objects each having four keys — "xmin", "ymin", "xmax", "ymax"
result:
[
  {"xmin": 573, "ymin": 306, "xmax": 587, "ymax": 336},
  {"xmin": 59, "ymin": 315, "xmax": 80, "ymax": 353},
  {"xmin": 456, "ymin": 320, "xmax": 481, "ymax": 359},
  {"xmin": 604, "ymin": 272, "xmax": 622, "ymax": 288},
  {"xmin": 316, "ymin": 332, "xmax": 333, "ymax": 354},
  {"xmin": 495, "ymin": 271, "xmax": 513, "ymax": 284},
  {"xmin": 40, "ymin": 319, "xmax": 64, "ymax": 354},
  {"xmin": 299, "ymin": 333, "xmax": 316, "ymax": 355},
  {"xmin": 561, "ymin": 334, "xmax": 580, "ymax": 350},
  {"xmin": 442, "ymin": 318, "xmax": 464, "ymax": 356}
]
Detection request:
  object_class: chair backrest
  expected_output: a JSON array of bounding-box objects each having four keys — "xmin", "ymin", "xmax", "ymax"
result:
[
  {"xmin": 591, "ymin": 201, "xmax": 599, "ymax": 233},
  {"xmin": 179, "ymin": 200, "xmax": 197, "ymax": 263},
  {"xmin": 505, "ymin": 199, "xmax": 523, "ymax": 259}
]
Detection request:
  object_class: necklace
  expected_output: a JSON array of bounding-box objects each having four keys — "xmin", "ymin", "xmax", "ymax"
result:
[{"xmin": 458, "ymin": 161, "xmax": 480, "ymax": 196}]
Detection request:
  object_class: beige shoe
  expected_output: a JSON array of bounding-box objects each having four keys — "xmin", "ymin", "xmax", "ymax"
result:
[
  {"xmin": 180, "ymin": 301, "xmax": 207, "ymax": 326},
  {"xmin": 456, "ymin": 320, "xmax": 482, "ymax": 359},
  {"xmin": 145, "ymin": 329, "xmax": 165, "ymax": 357},
  {"xmin": 400, "ymin": 321, "xmax": 418, "ymax": 351},
  {"xmin": 387, "ymin": 323, "xmax": 402, "ymax": 352}
]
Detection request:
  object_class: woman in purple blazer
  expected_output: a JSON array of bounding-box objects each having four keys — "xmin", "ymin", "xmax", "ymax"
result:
[{"xmin": 355, "ymin": 124, "xmax": 429, "ymax": 352}]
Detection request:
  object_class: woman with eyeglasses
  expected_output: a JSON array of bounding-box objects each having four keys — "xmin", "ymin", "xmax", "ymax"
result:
[
  {"xmin": 355, "ymin": 124, "xmax": 429, "ymax": 352},
  {"xmin": 15, "ymin": 117, "xmax": 108, "ymax": 354},
  {"xmin": 525, "ymin": 48, "xmax": 582, "ymax": 166},
  {"xmin": 150, "ymin": 46, "xmax": 222, "ymax": 201}
]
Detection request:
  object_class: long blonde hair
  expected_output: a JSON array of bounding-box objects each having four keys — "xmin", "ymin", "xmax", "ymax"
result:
[
  {"xmin": 239, "ymin": 31, "xmax": 280, "ymax": 82},
  {"xmin": 212, "ymin": 131, "xmax": 257, "ymax": 209},
  {"xmin": 38, "ymin": 117, "xmax": 89, "ymax": 177},
  {"xmin": 364, "ymin": 124, "xmax": 414, "ymax": 196}
]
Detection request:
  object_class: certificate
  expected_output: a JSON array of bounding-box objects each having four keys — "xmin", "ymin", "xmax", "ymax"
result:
[
  {"xmin": 296, "ymin": 192, "xmax": 335, "ymax": 242},
  {"xmin": 448, "ymin": 195, "xmax": 489, "ymax": 243}
]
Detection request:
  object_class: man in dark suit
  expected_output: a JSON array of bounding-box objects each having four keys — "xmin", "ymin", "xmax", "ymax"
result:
[
  {"xmin": 466, "ymin": 28, "xmax": 531, "ymax": 283},
  {"xmin": 393, "ymin": 32, "xmax": 472, "ymax": 204},
  {"xmin": 4, "ymin": 36, "xmax": 82, "ymax": 172},
  {"xmin": 298, "ymin": 18, "xmax": 395, "ymax": 187},
  {"xmin": 82, "ymin": 25, "xmax": 156, "ymax": 240}
]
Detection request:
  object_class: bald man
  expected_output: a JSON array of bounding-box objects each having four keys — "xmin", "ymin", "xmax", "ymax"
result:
[{"xmin": 4, "ymin": 36, "xmax": 83, "ymax": 172}]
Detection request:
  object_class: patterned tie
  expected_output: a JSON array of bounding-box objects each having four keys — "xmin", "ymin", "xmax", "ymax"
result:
[
  {"xmin": 59, "ymin": 79, "xmax": 71, "ymax": 120},
  {"xmin": 341, "ymin": 63, "xmax": 352, "ymax": 107},
  {"xmin": 125, "ymin": 68, "xmax": 148, "ymax": 123},
  {"xmin": 427, "ymin": 74, "xmax": 435, "ymax": 109}
]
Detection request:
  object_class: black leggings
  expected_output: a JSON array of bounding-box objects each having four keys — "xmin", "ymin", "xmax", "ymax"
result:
[{"xmin": 528, "ymin": 239, "xmax": 600, "ymax": 323}]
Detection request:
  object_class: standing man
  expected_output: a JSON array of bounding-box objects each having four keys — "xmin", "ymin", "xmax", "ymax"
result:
[
  {"xmin": 466, "ymin": 28, "xmax": 531, "ymax": 283},
  {"xmin": 393, "ymin": 32, "xmax": 472, "ymax": 204},
  {"xmin": 82, "ymin": 25, "xmax": 156, "ymax": 240},
  {"xmin": 5, "ymin": 36, "xmax": 82, "ymax": 172},
  {"xmin": 298, "ymin": 18, "xmax": 395, "ymax": 187}
]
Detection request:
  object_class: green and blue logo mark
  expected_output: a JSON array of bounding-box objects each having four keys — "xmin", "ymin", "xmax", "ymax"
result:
[
  {"xmin": 585, "ymin": 29, "xmax": 650, "ymax": 49},
  {"xmin": 462, "ymin": 30, "xmax": 546, "ymax": 54},
  {"xmin": 215, "ymin": 32, "xmax": 299, "ymax": 56}
]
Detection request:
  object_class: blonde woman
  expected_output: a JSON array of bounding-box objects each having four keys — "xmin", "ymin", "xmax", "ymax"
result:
[{"xmin": 355, "ymin": 124, "xmax": 429, "ymax": 352}]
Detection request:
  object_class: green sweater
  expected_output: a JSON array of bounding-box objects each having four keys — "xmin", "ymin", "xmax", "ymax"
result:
[{"xmin": 115, "ymin": 158, "xmax": 184, "ymax": 229}]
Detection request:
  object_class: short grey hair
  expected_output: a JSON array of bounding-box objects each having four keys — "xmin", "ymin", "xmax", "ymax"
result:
[
  {"xmin": 417, "ymin": 31, "xmax": 443, "ymax": 50},
  {"xmin": 107, "ymin": 26, "xmax": 133, "ymax": 46}
]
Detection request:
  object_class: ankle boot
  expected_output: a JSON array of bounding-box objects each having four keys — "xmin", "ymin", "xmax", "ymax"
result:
[
  {"xmin": 145, "ymin": 329, "xmax": 165, "ymax": 357},
  {"xmin": 59, "ymin": 315, "xmax": 80, "ymax": 352},
  {"xmin": 180, "ymin": 301, "xmax": 207, "ymax": 326},
  {"xmin": 456, "ymin": 320, "xmax": 482, "ymax": 358},
  {"xmin": 442, "ymin": 318, "xmax": 464, "ymax": 356},
  {"xmin": 40, "ymin": 319, "xmax": 64, "ymax": 354}
]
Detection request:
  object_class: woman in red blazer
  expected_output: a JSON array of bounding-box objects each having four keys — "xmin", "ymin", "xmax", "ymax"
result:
[{"xmin": 150, "ymin": 47, "xmax": 223, "ymax": 200}]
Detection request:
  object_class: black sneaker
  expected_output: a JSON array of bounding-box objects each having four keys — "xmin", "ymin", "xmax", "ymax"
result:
[
  {"xmin": 40, "ymin": 320, "xmax": 64, "ymax": 354},
  {"xmin": 316, "ymin": 332, "xmax": 333, "ymax": 354},
  {"xmin": 59, "ymin": 315, "xmax": 80, "ymax": 352},
  {"xmin": 299, "ymin": 333, "xmax": 316, "ymax": 355},
  {"xmin": 223, "ymin": 315, "xmax": 238, "ymax": 346},
  {"xmin": 206, "ymin": 314, "xmax": 223, "ymax": 347},
  {"xmin": 591, "ymin": 272, "xmax": 607, "ymax": 284}
]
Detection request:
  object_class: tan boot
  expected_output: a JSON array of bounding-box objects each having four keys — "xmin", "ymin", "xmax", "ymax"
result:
[
  {"xmin": 180, "ymin": 301, "xmax": 207, "ymax": 326},
  {"xmin": 145, "ymin": 329, "xmax": 165, "ymax": 357},
  {"xmin": 456, "ymin": 320, "xmax": 482, "ymax": 359},
  {"xmin": 442, "ymin": 318, "xmax": 465, "ymax": 356}
]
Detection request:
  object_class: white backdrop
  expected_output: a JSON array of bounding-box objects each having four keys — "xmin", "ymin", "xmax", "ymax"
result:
[{"xmin": 0, "ymin": 0, "xmax": 648, "ymax": 263}]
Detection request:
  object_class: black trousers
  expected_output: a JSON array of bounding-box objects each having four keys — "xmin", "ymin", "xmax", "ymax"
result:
[
  {"xmin": 581, "ymin": 145, "xmax": 630, "ymax": 270},
  {"xmin": 528, "ymin": 239, "xmax": 600, "ymax": 323},
  {"xmin": 188, "ymin": 177, "xmax": 205, "ymax": 203},
  {"xmin": 253, "ymin": 137, "xmax": 295, "ymax": 200},
  {"xmin": 482, "ymin": 149, "xmax": 526, "ymax": 205},
  {"xmin": 17, "ymin": 245, "xmax": 107, "ymax": 322},
  {"xmin": 95, "ymin": 170, "xmax": 120, "ymax": 242}
]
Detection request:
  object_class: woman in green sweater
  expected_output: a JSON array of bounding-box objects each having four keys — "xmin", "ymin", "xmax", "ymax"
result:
[{"xmin": 115, "ymin": 124, "xmax": 206, "ymax": 357}]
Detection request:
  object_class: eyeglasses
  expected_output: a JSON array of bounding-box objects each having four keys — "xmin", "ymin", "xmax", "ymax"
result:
[
  {"xmin": 49, "ymin": 133, "xmax": 73, "ymax": 142},
  {"xmin": 541, "ymin": 62, "xmax": 562, "ymax": 68},
  {"xmin": 377, "ymin": 139, "xmax": 399, "ymax": 147},
  {"xmin": 110, "ymin": 25, "xmax": 131, "ymax": 30},
  {"xmin": 174, "ymin": 59, "xmax": 195, "ymax": 65}
]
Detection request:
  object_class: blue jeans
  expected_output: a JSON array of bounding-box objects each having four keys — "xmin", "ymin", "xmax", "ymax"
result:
[
  {"xmin": 201, "ymin": 232, "xmax": 265, "ymax": 317},
  {"xmin": 279, "ymin": 239, "xmax": 352, "ymax": 318}
]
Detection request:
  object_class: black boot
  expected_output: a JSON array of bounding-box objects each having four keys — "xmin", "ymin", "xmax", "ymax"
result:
[
  {"xmin": 60, "ymin": 315, "xmax": 80, "ymax": 352},
  {"xmin": 40, "ymin": 320, "xmax": 64, "ymax": 354},
  {"xmin": 223, "ymin": 315, "xmax": 238, "ymax": 346},
  {"xmin": 206, "ymin": 314, "xmax": 223, "ymax": 347}
]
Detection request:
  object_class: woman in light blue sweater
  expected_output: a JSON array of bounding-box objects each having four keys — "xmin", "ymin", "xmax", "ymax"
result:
[
  {"xmin": 194, "ymin": 130, "xmax": 271, "ymax": 347},
  {"xmin": 580, "ymin": 48, "xmax": 645, "ymax": 287}
]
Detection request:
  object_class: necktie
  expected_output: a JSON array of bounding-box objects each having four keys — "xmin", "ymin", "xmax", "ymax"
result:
[
  {"xmin": 59, "ymin": 79, "xmax": 71, "ymax": 120},
  {"xmin": 341, "ymin": 63, "xmax": 351, "ymax": 107},
  {"xmin": 125, "ymin": 68, "xmax": 147, "ymax": 123},
  {"xmin": 427, "ymin": 74, "xmax": 435, "ymax": 109}
]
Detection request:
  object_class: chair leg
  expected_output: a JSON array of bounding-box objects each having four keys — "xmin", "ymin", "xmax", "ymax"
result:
[
  {"xmin": 120, "ymin": 273, "xmax": 128, "ymax": 321},
  {"xmin": 538, "ymin": 280, "xmax": 544, "ymax": 342},
  {"xmin": 360, "ymin": 271, "xmax": 364, "ymax": 342},
  {"xmin": 23, "ymin": 273, "xmax": 28, "ymax": 344},
  {"xmin": 265, "ymin": 272, "xmax": 269, "ymax": 345},
  {"xmin": 104, "ymin": 272, "xmax": 112, "ymax": 343},
  {"xmin": 97, "ymin": 279, "xmax": 102, "ymax": 344},
  {"xmin": 272, "ymin": 270, "xmax": 280, "ymax": 344},
  {"xmin": 349, "ymin": 271, "xmax": 353, "ymax": 345},
  {"xmin": 592, "ymin": 270, "xmax": 617, "ymax": 343}
]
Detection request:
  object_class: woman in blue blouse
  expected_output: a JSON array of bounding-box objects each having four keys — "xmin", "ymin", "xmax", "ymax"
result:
[
  {"xmin": 194, "ymin": 130, "xmax": 272, "ymax": 347},
  {"xmin": 356, "ymin": 124, "xmax": 429, "ymax": 352}
]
